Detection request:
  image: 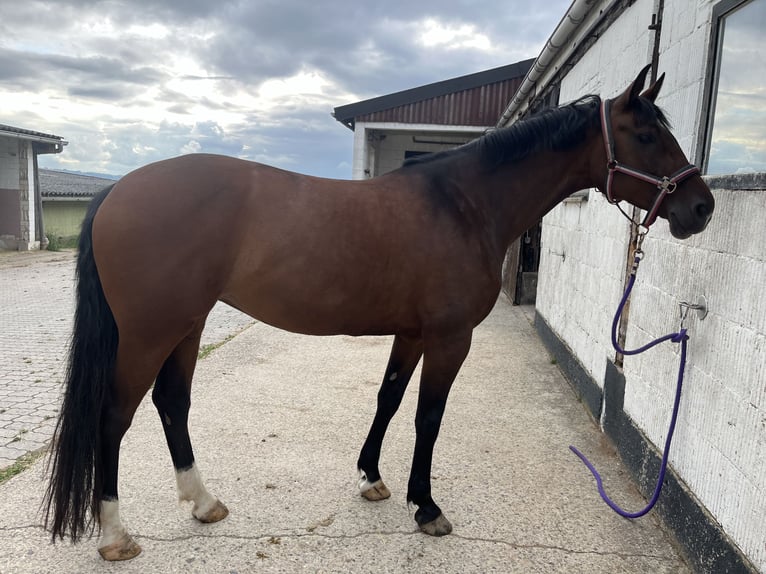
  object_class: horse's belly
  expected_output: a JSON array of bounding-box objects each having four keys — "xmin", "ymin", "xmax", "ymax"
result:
[{"xmin": 221, "ymin": 286, "xmax": 416, "ymax": 338}]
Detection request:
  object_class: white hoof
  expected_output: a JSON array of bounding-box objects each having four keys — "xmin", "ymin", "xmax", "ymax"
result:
[{"xmin": 358, "ymin": 472, "xmax": 391, "ymax": 501}]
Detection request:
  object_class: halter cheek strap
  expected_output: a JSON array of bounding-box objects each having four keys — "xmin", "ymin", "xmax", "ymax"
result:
[{"xmin": 600, "ymin": 99, "xmax": 700, "ymax": 227}]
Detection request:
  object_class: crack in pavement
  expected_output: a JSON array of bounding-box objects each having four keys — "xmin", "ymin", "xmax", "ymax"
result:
[{"xmin": 1, "ymin": 523, "xmax": 682, "ymax": 564}]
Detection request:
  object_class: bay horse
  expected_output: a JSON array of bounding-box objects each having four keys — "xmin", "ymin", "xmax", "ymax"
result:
[{"xmin": 44, "ymin": 66, "xmax": 713, "ymax": 561}]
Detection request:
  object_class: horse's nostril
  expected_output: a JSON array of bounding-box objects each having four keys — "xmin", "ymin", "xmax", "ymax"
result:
[{"xmin": 695, "ymin": 201, "xmax": 713, "ymax": 220}]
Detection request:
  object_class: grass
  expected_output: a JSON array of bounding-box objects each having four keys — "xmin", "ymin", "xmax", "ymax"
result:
[
  {"xmin": 45, "ymin": 233, "xmax": 78, "ymax": 252},
  {"xmin": 0, "ymin": 451, "xmax": 45, "ymax": 485},
  {"xmin": 198, "ymin": 333, "xmax": 236, "ymax": 360}
]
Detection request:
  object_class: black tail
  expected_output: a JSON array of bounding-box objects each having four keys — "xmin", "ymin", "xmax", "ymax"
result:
[{"xmin": 43, "ymin": 185, "xmax": 117, "ymax": 543}]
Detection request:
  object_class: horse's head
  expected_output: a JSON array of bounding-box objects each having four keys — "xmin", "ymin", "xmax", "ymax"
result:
[{"xmin": 597, "ymin": 66, "xmax": 714, "ymax": 238}]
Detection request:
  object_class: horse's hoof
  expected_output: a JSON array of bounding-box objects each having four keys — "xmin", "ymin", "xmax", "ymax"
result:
[
  {"xmin": 419, "ymin": 513, "xmax": 453, "ymax": 536},
  {"xmin": 194, "ymin": 499, "xmax": 229, "ymax": 523},
  {"xmin": 360, "ymin": 479, "xmax": 391, "ymax": 501},
  {"xmin": 98, "ymin": 533, "xmax": 142, "ymax": 561}
]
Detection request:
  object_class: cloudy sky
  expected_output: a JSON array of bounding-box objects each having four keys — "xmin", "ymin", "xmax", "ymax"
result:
[{"xmin": 1, "ymin": 0, "xmax": 571, "ymax": 179}]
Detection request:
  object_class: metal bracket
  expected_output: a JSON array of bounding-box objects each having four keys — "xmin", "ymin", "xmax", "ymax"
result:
[{"xmin": 679, "ymin": 296, "xmax": 708, "ymax": 327}]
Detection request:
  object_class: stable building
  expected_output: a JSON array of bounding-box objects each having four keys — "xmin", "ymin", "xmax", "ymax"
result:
[
  {"xmin": 40, "ymin": 169, "xmax": 116, "ymax": 241},
  {"xmin": 500, "ymin": 0, "xmax": 765, "ymax": 571},
  {"xmin": 333, "ymin": 60, "xmax": 532, "ymax": 180},
  {"xmin": 0, "ymin": 124, "xmax": 67, "ymax": 250}
]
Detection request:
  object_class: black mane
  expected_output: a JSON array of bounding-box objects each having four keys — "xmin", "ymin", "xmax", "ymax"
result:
[
  {"xmin": 402, "ymin": 95, "xmax": 602, "ymax": 171},
  {"xmin": 401, "ymin": 94, "xmax": 671, "ymax": 172}
]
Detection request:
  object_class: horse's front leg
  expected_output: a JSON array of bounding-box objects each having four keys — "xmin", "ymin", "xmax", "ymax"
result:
[
  {"xmin": 358, "ymin": 334, "xmax": 423, "ymax": 500},
  {"xmin": 407, "ymin": 329, "xmax": 472, "ymax": 536}
]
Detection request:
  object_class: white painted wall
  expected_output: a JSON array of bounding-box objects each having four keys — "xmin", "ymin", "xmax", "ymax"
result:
[
  {"xmin": 535, "ymin": 0, "xmax": 765, "ymax": 569},
  {"xmin": 0, "ymin": 138, "xmax": 43, "ymax": 249},
  {"xmin": 0, "ymin": 137, "xmax": 21, "ymax": 189},
  {"xmin": 350, "ymin": 122, "xmax": 482, "ymax": 180},
  {"xmin": 538, "ymin": 0, "xmax": 657, "ymax": 385},
  {"xmin": 624, "ymin": 185, "xmax": 766, "ymax": 569},
  {"xmin": 24, "ymin": 142, "xmax": 38, "ymax": 250}
]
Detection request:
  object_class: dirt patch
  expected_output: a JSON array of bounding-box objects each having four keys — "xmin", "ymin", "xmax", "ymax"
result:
[{"xmin": 0, "ymin": 249, "xmax": 76, "ymax": 269}]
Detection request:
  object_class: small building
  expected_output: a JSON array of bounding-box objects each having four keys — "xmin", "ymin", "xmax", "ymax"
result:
[
  {"xmin": 40, "ymin": 169, "xmax": 116, "ymax": 241},
  {"xmin": 0, "ymin": 124, "xmax": 67, "ymax": 250},
  {"xmin": 333, "ymin": 60, "xmax": 532, "ymax": 180}
]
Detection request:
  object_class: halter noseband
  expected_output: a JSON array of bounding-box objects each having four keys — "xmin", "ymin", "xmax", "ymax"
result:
[{"xmin": 600, "ymin": 99, "xmax": 700, "ymax": 228}]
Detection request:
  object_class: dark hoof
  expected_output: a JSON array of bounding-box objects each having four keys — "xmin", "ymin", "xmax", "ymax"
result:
[{"xmin": 418, "ymin": 513, "xmax": 453, "ymax": 536}]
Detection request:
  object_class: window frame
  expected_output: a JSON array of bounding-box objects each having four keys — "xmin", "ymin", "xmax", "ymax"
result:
[{"xmin": 698, "ymin": 0, "xmax": 765, "ymax": 177}]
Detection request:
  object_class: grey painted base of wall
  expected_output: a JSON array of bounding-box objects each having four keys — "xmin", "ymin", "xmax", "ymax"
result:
[{"xmin": 535, "ymin": 311, "xmax": 755, "ymax": 574}]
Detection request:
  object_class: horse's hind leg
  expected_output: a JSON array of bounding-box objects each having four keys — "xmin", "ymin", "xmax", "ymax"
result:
[
  {"xmin": 151, "ymin": 321, "xmax": 229, "ymax": 524},
  {"xmin": 98, "ymin": 338, "xmax": 165, "ymax": 561},
  {"xmin": 357, "ymin": 334, "xmax": 423, "ymax": 501}
]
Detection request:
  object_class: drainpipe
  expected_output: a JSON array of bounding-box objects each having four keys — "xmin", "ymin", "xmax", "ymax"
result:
[{"xmin": 497, "ymin": 0, "xmax": 600, "ymax": 127}]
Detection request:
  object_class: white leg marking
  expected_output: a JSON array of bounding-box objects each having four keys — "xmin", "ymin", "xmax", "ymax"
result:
[
  {"xmin": 98, "ymin": 499, "xmax": 127, "ymax": 549},
  {"xmin": 176, "ymin": 463, "xmax": 219, "ymax": 519},
  {"xmin": 357, "ymin": 470, "xmax": 382, "ymax": 493}
]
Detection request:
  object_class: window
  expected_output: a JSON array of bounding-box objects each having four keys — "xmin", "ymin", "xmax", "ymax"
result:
[{"xmin": 702, "ymin": 0, "xmax": 766, "ymax": 175}]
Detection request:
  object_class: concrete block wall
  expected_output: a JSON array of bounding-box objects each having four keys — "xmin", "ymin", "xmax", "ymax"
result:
[
  {"xmin": 658, "ymin": 0, "xmax": 717, "ymax": 160},
  {"xmin": 535, "ymin": 195, "xmax": 631, "ymax": 384},
  {"xmin": 0, "ymin": 139, "xmax": 42, "ymax": 250},
  {"xmin": 537, "ymin": 0, "xmax": 656, "ymax": 385},
  {"xmin": 623, "ymin": 184, "xmax": 766, "ymax": 570},
  {"xmin": 351, "ymin": 122, "xmax": 369, "ymax": 179},
  {"xmin": 536, "ymin": 0, "xmax": 764, "ymax": 569},
  {"xmin": 18, "ymin": 141, "xmax": 36, "ymax": 250}
]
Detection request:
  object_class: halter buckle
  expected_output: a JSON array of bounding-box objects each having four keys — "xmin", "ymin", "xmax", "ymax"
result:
[{"xmin": 659, "ymin": 177, "xmax": 677, "ymax": 194}]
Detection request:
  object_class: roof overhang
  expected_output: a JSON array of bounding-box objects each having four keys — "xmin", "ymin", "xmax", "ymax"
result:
[
  {"xmin": 333, "ymin": 59, "xmax": 534, "ymax": 130},
  {"xmin": 497, "ymin": 0, "xmax": 629, "ymax": 126},
  {"xmin": 0, "ymin": 124, "xmax": 68, "ymax": 154}
]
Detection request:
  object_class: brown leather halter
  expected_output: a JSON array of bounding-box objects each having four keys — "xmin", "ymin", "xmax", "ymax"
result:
[{"xmin": 600, "ymin": 99, "xmax": 700, "ymax": 228}]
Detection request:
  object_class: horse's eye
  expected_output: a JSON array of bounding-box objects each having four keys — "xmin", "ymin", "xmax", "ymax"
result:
[{"xmin": 637, "ymin": 133, "xmax": 656, "ymax": 145}]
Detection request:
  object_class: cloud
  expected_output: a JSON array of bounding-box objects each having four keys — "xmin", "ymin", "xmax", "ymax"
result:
[{"xmin": 2, "ymin": 0, "xmax": 571, "ymax": 178}]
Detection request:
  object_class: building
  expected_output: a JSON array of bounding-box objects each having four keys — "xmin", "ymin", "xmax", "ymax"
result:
[
  {"xmin": 40, "ymin": 169, "xmax": 116, "ymax": 240},
  {"xmin": 0, "ymin": 124, "xmax": 67, "ymax": 250},
  {"xmin": 333, "ymin": 60, "xmax": 532, "ymax": 180},
  {"xmin": 501, "ymin": 0, "xmax": 764, "ymax": 572}
]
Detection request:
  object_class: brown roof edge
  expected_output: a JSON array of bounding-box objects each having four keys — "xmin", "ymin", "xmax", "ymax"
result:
[{"xmin": 332, "ymin": 59, "xmax": 534, "ymax": 130}]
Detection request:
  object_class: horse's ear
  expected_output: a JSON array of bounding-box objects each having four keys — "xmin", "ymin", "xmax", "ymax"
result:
[
  {"xmin": 614, "ymin": 64, "xmax": 653, "ymax": 110},
  {"xmin": 641, "ymin": 72, "xmax": 665, "ymax": 102}
]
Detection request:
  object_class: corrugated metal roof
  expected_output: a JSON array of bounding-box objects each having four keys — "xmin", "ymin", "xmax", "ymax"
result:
[
  {"xmin": 355, "ymin": 78, "xmax": 524, "ymax": 126},
  {"xmin": 333, "ymin": 59, "xmax": 533, "ymax": 129},
  {"xmin": 40, "ymin": 169, "xmax": 116, "ymax": 199}
]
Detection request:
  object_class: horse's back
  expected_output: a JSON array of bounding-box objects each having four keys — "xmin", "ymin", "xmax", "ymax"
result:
[
  {"xmin": 91, "ymin": 155, "xmax": 421, "ymax": 336},
  {"xmin": 91, "ymin": 153, "xmax": 497, "ymax": 339}
]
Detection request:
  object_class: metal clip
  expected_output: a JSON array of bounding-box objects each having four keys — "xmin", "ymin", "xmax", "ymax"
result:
[{"xmin": 636, "ymin": 228, "xmax": 647, "ymax": 251}]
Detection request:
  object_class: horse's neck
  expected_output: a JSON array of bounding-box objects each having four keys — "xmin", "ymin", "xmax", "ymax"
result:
[{"xmin": 464, "ymin": 142, "xmax": 599, "ymax": 261}]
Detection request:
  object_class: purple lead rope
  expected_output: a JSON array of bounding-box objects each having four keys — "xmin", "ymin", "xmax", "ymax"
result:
[{"xmin": 569, "ymin": 253, "xmax": 689, "ymax": 518}]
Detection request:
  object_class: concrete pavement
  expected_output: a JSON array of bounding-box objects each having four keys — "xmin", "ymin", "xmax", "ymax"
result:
[{"xmin": 0, "ymin": 288, "xmax": 691, "ymax": 573}]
